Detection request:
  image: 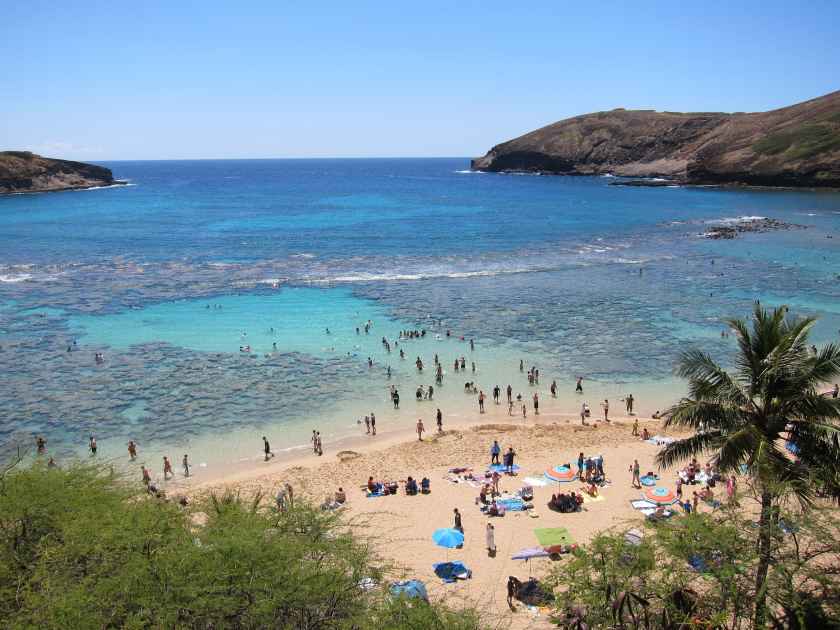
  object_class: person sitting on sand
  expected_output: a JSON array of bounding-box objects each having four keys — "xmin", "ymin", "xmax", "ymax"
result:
[
  {"xmin": 405, "ymin": 476, "xmax": 418, "ymax": 495},
  {"xmin": 651, "ymin": 410, "xmax": 661, "ymax": 419},
  {"xmin": 421, "ymin": 477, "xmax": 430, "ymax": 493},
  {"xmin": 700, "ymin": 485, "xmax": 714, "ymax": 502},
  {"xmin": 335, "ymin": 487, "xmax": 346, "ymax": 504},
  {"xmin": 479, "ymin": 484, "xmax": 489, "ymax": 505},
  {"xmin": 641, "ymin": 427, "xmax": 651, "ymax": 441},
  {"xmin": 582, "ymin": 481, "xmax": 598, "ymax": 497}
]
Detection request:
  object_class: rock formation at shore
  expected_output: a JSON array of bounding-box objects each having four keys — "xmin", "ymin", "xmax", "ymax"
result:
[
  {"xmin": 471, "ymin": 91, "xmax": 840, "ymax": 188},
  {"xmin": 0, "ymin": 151, "xmax": 122, "ymax": 194}
]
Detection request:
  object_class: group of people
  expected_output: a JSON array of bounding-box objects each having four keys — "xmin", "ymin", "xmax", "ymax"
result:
[
  {"xmin": 367, "ymin": 475, "xmax": 430, "ymax": 495},
  {"xmin": 548, "ymin": 491, "xmax": 583, "ymax": 513}
]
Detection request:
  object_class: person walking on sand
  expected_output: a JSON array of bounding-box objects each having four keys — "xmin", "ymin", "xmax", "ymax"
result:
[
  {"xmin": 182, "ymin": 454, "xmax": 190, "ymax": 477},
  {"xmin": 533, "ymin": 392, "xmax": 539, "ymax": 415},
  {"xmin": 478, "ymin": 390, "xmax": 485, "ymax": 413},
  {"xmin": 630, "ymin": 459, "xmax": 641, "ymax": 488},
  {"xmin": 315, "ymin": 432, "xmax": 323, "ymax": 456},
  {"xmin": 601, "ymin": 399, "xmax": 610, "ymax": 423},
  {"xmin": 436, "ymin": 408, "xmax": 443, "ymax": 432},
  {"xmin": 522, "ymin": 403, "xmax": 527, "ymax": 419},
  {"xmin": 577, "ymin": 452, "xmax": 585, "ymax": 478},
  {"xmin": 370, "ymin": 412, "xmax": 377, "ymax": 435},
  {"xmin": 311, "ymin": 430, "xmax": 318, "ymax": 454},
  {"xmin": 508, "ymin": 399, "xmax": 514, "ymax": 416},
  {"xmin": 453, "ymin": 508, "xmax": 464, "ymax": 534},
  {"xmin": 416, "ymin": 418, "xmax": 425, "ymax": 441},
  {"xmin": 575, "ymin": 376, "xmax": 583, "ymax": 393},
  {"xmin": 163, "ymin": 456, "xmax": 173, "ymax": 480},
  {"xmin": 263, "ymin": 436, "xmax": 275, "ymax": 461},
  {"xmin": 486, "ymin": 522, "xmax": 496, "ymax": 557},
  {"xmin": 490, "ymin": 440, "xmax": 501, "ymax": 465},
  {"xmin": 632, "ymin": 418, "xmax": 639, "ymax": 436}
]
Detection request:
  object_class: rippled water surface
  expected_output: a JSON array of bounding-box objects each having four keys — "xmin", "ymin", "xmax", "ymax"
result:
[{"xmin": 2, "ymin": 159, "xmax": 839, "ymax": 470}]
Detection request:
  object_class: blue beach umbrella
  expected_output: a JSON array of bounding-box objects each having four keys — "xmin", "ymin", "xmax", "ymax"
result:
[{"xmin": 432, "ymin": 527, "xmax": 464, "ymax": 548}]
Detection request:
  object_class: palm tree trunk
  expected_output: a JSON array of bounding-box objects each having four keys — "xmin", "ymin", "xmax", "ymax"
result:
[{"xmin": 753, "ymin": 490, "xmax": 774, "ymax": 628}]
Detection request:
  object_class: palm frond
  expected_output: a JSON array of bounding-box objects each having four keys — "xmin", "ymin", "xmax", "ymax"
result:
[{"xmin": 655, "ymin": 431, "xmax": 725, "ymax": 469}]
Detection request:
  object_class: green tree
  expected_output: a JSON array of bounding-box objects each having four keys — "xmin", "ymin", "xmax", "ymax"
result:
[
  {"xmin": 0, "ymin": 462, "xmax": 482, "ymax": 629},
  {"xmin": 656, "ymin": 305, "xmax": 840, "ymax": 627}
]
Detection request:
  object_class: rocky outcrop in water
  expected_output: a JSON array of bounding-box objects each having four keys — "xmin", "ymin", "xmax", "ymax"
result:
[
  {"xmin": 472, "ymin": 91, "xmax": 840, "ymax": 188},
  {"xmin": 0, "ymin": 151, "xmax": 123, "ymax": 194},
  {"xmin": 702, "ymin": 218, "xmax": 806, "ymax": 239}
]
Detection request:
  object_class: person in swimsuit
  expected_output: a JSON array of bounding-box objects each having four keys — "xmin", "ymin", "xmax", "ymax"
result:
[
  {"xmin": 576, "ymin": 377, "xmax": 583, "ymax": 393},
  {"xmin": 416, "ymin": 418, "xmax": 425, "ymax": 441}
]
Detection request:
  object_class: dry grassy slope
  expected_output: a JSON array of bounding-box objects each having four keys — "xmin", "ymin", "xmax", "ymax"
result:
[
  {"xmin": 472, "ymin": 91, "xmax": 840, "ymax": 187},
  {"xmin": 0, "ymin": 151, "xmax": 117, "ymax": 194}
]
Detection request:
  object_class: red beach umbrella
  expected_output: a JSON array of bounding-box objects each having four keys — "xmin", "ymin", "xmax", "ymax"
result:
[
  {"xmin": 643, "ymin": 486, "xmax": 678, "ymax": 505},
  {"xmin": 544, "ymin": 465, "xmax": 576, "ymax": 482}
]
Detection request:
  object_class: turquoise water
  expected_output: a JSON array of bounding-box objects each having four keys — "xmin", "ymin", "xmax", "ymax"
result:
[{"xmin": 1, "ymin": 158, "xmax": 839, "ymax": 474}]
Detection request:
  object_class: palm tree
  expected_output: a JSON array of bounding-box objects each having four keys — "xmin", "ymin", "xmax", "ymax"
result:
[{"xmin": 656, "ymin": 305, "xmax": 840, "ymax": 628}]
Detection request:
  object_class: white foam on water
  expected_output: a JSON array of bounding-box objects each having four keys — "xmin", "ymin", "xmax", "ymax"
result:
[
  {"xmin": 0, "ymin": 273, "xmax": 32, "ymax": 283},
  {"xmin": 705, "ymin": 215, "xmax": 766, "ymax": 225}
]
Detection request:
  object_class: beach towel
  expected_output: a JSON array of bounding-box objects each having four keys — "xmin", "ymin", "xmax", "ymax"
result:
[
  {"xmin": 488, "ymin": 463, "xmax": 520, "ymax": 473},
  {"xmin": 389, "ymin": 580, "xmax": 428, "ymax": 601},
  {"xmin": 581, "ymin": 493, "xmax": 605, "ymax": 504},
  {"xmin": 640, "ymin": 475, "xmax": 657, "ymax": 486},
  {"xmin": 534, "ymin": 527, "xmax": 573, "ymax": 547},
  {"xmin": 645, "ymin": 435, "xmax": 676, "ymax": 446},
  {"xmin": 523, "ymin": 476, "xmax": 548, "ymax": 487},
  {"xmin": 496, "ymin": 497, "xmax": 527, "ymax": 511},
  {"xmin": 366, "ymin": 490, "xmax": 386, "ymax": 498},
  {"xmin": 630, "ymin": 499, "xmax": 657, "ymax": 510},
  {"xmin": 433, "ymin": 561, "xmax": 472, "ymax": 583}
]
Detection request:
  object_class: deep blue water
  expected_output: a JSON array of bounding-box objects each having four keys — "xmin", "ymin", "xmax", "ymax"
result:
[{"xmin": 2, "ymin": 158, "xmax": 839, "ymax": 469}]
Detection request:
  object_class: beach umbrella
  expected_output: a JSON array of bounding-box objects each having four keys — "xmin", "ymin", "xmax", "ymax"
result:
[
  {"xmin": 544, "ymin": 465, "xmax": 575, "ymax": 482},
  {"xmin": 511, "ymin": 546, "xmax": 550, "ymax": 576},
  {"xmin": 643, "ymin": 486, "xmax": 678, "ymax": 505},
  {"xmin": 432, "ymin": 527, "xmax": 464, "ymax": 548}
]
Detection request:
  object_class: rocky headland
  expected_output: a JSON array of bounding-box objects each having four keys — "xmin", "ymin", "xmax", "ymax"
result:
[
  {"xmin": 472, "ymin": 91, "xmax": 840, "ymax": 188},
  {"xmin": 0, "ymin": 151, "xmax": 124, "ymax": 194}
]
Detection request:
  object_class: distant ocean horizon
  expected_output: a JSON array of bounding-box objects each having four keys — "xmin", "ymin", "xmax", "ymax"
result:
[{"xmin": 2, "ymin": 158, "xmax": 839, "ymax": 479}]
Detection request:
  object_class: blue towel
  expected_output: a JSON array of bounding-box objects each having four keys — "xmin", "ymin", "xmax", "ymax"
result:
[
  {"xmin": 433, "ymin": 561, "xmax": 471, "ymax": 583},
  {"xmin": 496, "ymin": 497, "xmax": 526, "ymax": 511}
]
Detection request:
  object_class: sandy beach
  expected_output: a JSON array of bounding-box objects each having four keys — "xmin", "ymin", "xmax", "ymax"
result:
[{"xmin": 188, "ymin": 402, "xmax": 692, "ymax": 628}]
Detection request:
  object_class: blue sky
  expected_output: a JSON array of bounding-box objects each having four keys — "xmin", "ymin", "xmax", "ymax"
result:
[{"xmin": 1, "ymin": 1, "xmax": 838, "ymax": 160}]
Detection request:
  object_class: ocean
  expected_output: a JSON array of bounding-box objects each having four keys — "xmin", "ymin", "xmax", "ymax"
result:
[{"xmin": 1, "ymin": 158, "xmax": 839, "ymax": 476}]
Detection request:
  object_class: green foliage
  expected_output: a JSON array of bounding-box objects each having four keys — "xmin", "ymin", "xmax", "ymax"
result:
[
  {"xmin": 548, "ymin": 507, "xmax": 840, "ymax": 628},
  {"xmin": 0, "ymin": 463, "xmax": 481, "ymax": 629},
  {"xmin": 753, "ymin": 122, "xmax": 840, "ymax": 160}
]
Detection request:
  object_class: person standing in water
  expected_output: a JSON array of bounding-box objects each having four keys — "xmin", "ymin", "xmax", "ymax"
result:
[
  {"xmin": 575, "ymin": 376, "xmax": 583, "ymax": 393},
  {"xmin": 127, "ymin": 440, "xmax": 137, "ymax": 460},
  {"xmin": 36, "ymin": 436, "xmax": 47, "ymax": 454},
  {"xmin": 416, "ymin": 418, "xmax": 425, "ymax": 441},
  {"xmin": 263, "ymin": 436, "xmax": 275, "ymax": 461},
  {"xmin": 478, "ymin": 391, "xmax": 485, "ymax": 413},
  {"xmin": 370, "ymin": 412, "xmax": 377, "ymax": 435},
  {"xmin": 436, "ymin": 408, "xmax": 443, "ymax": 432},
  {"xmin": 601, "ymin": 399, "xmax": 610, "ymax": 423},
  {"xmin": 625, "ymin": 393, "xmax": 634, "ymax": 415},
  {"xmin": 89, "ymin": 435, "xmax": 97, "ymax": 456},
  {"xmin": 182, "ymin": 454, "xmax": 190, "ymax": 477},
  {"xmin": 163, "ymin": 456, "xmax": 173, "ymax": 480},
  {"xmin": 533, "ymin": 392, "xmax": 539, "ymax": 415}
]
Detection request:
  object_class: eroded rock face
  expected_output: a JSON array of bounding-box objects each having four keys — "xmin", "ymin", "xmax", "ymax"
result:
[
  {"xmin": 0, "ymin": 151, "xmax": 122, "ymax": 194},
  {"xmin": 472, "ymin": 91, "xmax": 840, "ymax": 188}
]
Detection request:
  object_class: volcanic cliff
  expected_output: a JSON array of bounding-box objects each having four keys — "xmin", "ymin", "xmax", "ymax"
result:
[
  {"xmin": 471, "ymin": 91, "xmax": 840, "ymax": 187},
  {"xmin": 0, "ymin": 151, "xmax": 122, "ymax": 194}
]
